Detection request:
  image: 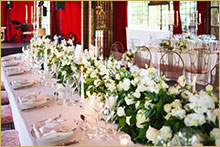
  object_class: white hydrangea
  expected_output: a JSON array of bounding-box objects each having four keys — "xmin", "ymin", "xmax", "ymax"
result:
[
  {"xmin": 188, "ymin": 91, "xmax": 215, "ymax": 114},
  {"xmin": 184, "ymin": 113, "xmax": 206, "ymax": 127}
]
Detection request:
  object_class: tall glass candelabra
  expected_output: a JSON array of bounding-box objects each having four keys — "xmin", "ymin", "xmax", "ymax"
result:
[{"xmin": 191, "ymin": 11, "xmax": 201, "ymax": 36}]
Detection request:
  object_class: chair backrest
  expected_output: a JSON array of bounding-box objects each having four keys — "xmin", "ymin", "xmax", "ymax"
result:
[
  {"xmin": 210, "ymin": 63, "xmax": 219, "ymax": 89},
  {"xmin": 160, "ymin": 50, "xmax": 185, "ymax": 80},
  {"xmin": 111, "ymin": 41, "xmax": 124, "ymax": 52},
  {"xmin": 128, "ymin": 38, "xmax": 140, "ymax": 51},
  {"xmin": 111, "ymin": 41, "xmax": 124, "ymax": 60},
  {"xmin": 188, "ymin": 48, "xmax": 211, "ymax": 74},
  {"xmin": 134, "ymin": 46, "xmax": 152, "ymax": 68}
]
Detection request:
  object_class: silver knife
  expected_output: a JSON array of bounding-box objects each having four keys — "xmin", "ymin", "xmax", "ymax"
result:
[{"xmin": 54, "ymin": 139, "xmax": 80, "ymax": 146}]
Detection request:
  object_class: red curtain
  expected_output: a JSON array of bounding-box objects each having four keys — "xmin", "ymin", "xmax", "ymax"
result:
[
  {"xmin": 2, "ymin": 1, "xmax": 34, "ymax": 41},
  {"xmin": 51, "ymin": 1, "xmax": 81, "ymax": 43},
  {"xmin": 173, "ymin": 1, "xmax": 182, "ymax": 34},
  {"xmin": 197, "ymin": 1, "xmax": 207, "ymax": 35},
  {"xmin": 51, "ymin": 2, "xmax": 59, "ymax": 36},
  {"xmin": 114, "ymin": 1, "xmax": 128, "ymax": 52},
  {"xmin": 1, "ymin": 1, "xmax": 6, "ymax": 25}
]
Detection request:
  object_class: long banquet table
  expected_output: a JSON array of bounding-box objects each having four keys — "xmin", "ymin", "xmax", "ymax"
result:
[{"xmin": 1, "ymin": 53, "xmax": 130, "ymax": 146}]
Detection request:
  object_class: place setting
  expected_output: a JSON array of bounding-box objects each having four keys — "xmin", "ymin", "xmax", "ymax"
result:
[
  {"xmin": 10, "ymin": 79, "xmax": 36, "ymax": 90},
  {"xmin": 17, "ymin": 92, "xmax": 54, "ymax": 111},
  {"xmin": 5, "ymin": 67, "xmax": 29, "ymax": 76},
  {"xmin": 1, "ymin": 1, "xmax": 219, "ymax": 146},
  {"xmin": 29, "ymin": 114, "xmax": 80, "ymax": 146}
]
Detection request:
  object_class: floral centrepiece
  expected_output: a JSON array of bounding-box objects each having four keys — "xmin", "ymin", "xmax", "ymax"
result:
[{"xmin": 26, "ymin": 36, "xmax": 219, "ymax": 146}]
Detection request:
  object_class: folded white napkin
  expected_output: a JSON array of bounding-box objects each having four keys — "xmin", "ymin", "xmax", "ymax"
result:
[
  {"xmin": 3, "ymin": 61, "xmax": 19, "ymax": 67},
  {"xmin": 19, "ymin": 93, "xmax": 50, "ymax": 106},
  {"xmin": 12, "ymin": 80, "xmax": 34, "ymax": 90},
  {"xmin": 6, "ymin": 68, "xmax": 25, "ymax": 76},
  {"xmin": 32, "ymin": 118, "xmax": 73, "ymax": 142}
]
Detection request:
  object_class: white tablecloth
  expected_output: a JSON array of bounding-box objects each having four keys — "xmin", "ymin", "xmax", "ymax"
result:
[
  {"xmin": 1, "ymin": 54, "xmax": 133, "ymax": 146},
  {"xmin": 126, "ymin": 27, "xmax": 170, "ymax": 48}
]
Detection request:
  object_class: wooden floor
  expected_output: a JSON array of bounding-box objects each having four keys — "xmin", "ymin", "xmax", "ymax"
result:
[{"xmin": 1, "ymin": 41, "xmax": 29, "ymax": 57}]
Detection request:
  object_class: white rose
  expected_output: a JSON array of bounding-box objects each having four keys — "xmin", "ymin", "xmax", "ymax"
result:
[
  {"xmin": 122, "ymin": 78, "xmax": 130, "ymax": 91},
  {"xmin": 146, "ymin": 126, "xmax": 159, "ymax": 144},
  {"xmin": 171, "ymin": 109, "xmax": 186, "ymax": 119},
  {"xmin": 117, "ymin": 107, "xmax": 125, "ymax": 117},
  {"xmin": 164, "ymin": 104, "xmax": 172, "ymax": 113},
  {"xmin": 135, "ymin": 101, "xmax": 140, "ymax": 109},
  {"xmin": 144, "ymin": 100, "xmax": 154, "ymax": 109},
  {"xmin": 184, "ymin": 113, "xmax": 206, "ymax": 127},
  {"xmin": 159, "ymin": 126, "xmax": 172, "ymax": 141},
  {"xmin": 207, "ymin": 109, "xmax": 219, "ymax": 123},
  {"xmin": 94, "ymin": 79, "xmax": 101, "ymax": 87},
  {"xmin": 90, "ymin": 72, "xmax": 97, "ymax": 78},
  {"xmin": 177, "ymin": 75, "xmax": 186, "ymax": 87},
  {"xmin": 115, "ymin": 74, "xmax": 120, "ymax": 80},
  {"xmin": 126, "ymin": 116, "xmax": 131, "ymax": 126},
  {"xmin": 168, "ymin": 87, "xmax": 179, "ymax": 95},
  {"xmin": 133, "ymin": 90, "xmax": 141, "ymax": 98},
  {"xmin": 125, "ymin": 97, "xmax": 135, "ymax": 105},
  {"xmin": 137, "ymin": 84, "xmax": 147, "ymax": 92},
  {"xmin": 210, "ymin": 128, "xmax": 219, "ymax": 139},
  {"xmin": 161, "ymin": 80, "xmax": 168, "ymax": 89},
  {"xmin": 146, "ymin": 68, "xmax": 157, "ymax": 76},
  {"xmin": 136, "ymin": 110, "xmax": 148, "ymax": 128},
  {"xmin": 206, "ymin": 84, "xmax": 213, "ymax": 92}
]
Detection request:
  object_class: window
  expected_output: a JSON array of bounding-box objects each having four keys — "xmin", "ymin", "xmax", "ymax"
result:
[
  {"xmin": 210, "ymin": 1, "xmax": 219, "ymax": 39},
  {"xmin": 128, "ymin": 1, "xmax": 197, "ymax": 31},
  {"xmin": 180, "ymin": 1, "xmax": 196, "ymax": 32},
  {"xmin": 128, "ymin": 1, "xmax": 172, "ymax": 30},
  {"xmin": 36, "ymin": 1, "xmax": 51, "ymax": 35}
]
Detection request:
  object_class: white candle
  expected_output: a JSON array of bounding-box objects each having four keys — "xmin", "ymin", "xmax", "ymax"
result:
[
  {"xmin": 199, "ymin": 13, "xmax": 201, "ymax": 23},
  {"xmin": 81, "ymin": 66, "xmax": 85, "ymax": 102},
  {"xmin": 25, "ymin": 5, "xmax": 28, "ymax": 23},
  {"xmin": 44, "ymin": 48, "xmax": 48, "ymax": 72},
  {"xmin": 31, "ymin": 6, "xmax": 33, "ymax": 23},
  {"xmin": 95, "ymin": 38, "xmax": 98, "ymax": 57},
  {"xmin": 192, "ymin": 14, "xmax": 195, "ymax": 22},
  {"xmin": 192, "ymin": 76, "xmax": 197, "ymax": 93},
  {"xmin": 218, "ymin": 13, "xmax": 219, "ymax": 24},
  {"xmin": 176, "ymin": 11, "xmax": 179, "ymax": 26},
  {"xmin": 168, "ymin": 11, "xmax": 172, "ymax": 25},
  {"xmin": 196, "ymin": 10, "xmax": 198, "ymax": 22}
]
